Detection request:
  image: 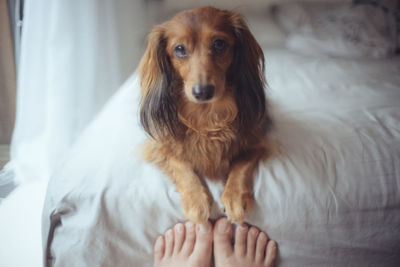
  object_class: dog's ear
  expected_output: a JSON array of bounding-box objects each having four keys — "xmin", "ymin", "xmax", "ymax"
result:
[
  {"xmin": 138, "ymin": 25, "xmax": 184, "ymax": 139},
  {"xmin": 228, "ymin": 13, "xmax": 270, "ymax": 133}
]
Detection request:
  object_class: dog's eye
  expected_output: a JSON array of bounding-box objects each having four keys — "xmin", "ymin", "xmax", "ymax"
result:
[
  {"xmin": 174, "ymin": 44, "xmax": 187, "ymax": 58},
  {"xmin": 212, "ymin": 39, "xmax": 227, "ymax": 54}
]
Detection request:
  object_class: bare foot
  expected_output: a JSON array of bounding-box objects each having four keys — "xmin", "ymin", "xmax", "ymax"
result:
[
  {"xmin": 213, "ymin": 218, "xmax": 277, "ymax": 267},
  {"xmin": 154, "ymin": 221, "xmax": 213, "ymax": 267}
]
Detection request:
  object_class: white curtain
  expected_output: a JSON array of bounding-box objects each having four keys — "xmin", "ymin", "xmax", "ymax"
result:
[{"xmin": 0, "ymin": 0, "xmax": 154, "ymax": 186}]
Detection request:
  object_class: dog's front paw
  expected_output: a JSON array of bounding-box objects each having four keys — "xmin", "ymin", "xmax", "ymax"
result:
[
  {"xmin": 181, "ymin": 190, "xmax": 212, "ymax": 224},
  {"xmin": 221, "ymin": 188, "xmax": 254, "ymax": 223}
]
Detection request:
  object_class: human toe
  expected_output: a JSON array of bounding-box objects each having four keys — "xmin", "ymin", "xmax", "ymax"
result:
[
  {"xmin": 154, "ymin": 236, "xmax": 165, "ymax": 261},
  {"xmin": 173, "ymin": 223, "xmax": 185, "ymax": 254},
  {"xmin": 234, "ymin": 223, "xmax": 248, "ymax": 256},
  {"xmin": 213, "ymin": 217, "xmax": 233, "ymax": 257},
  {"xmin": 164, "ymin": 229, "xmax": 174, "ymax": 257},
  {"xmin": 192, "ymin": 221, "xmax": 213, "ymax": 258},
  {"xmin": 181, "ymin": 221, "xmax": 196, "ymax": 255},
  {"xmin": 255, "ymin": 232, "xmax": 268, "ymax": 263},
  {"xmin": 264, "ymin": 240, "xmax": 277, "ymax": 267},
  {"xmin": 246, "ymin": 227, "xmax": 260, "ymax": 259}
]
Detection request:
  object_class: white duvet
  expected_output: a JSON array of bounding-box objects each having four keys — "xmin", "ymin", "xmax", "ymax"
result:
[{"xmin": 42, "ymin": 48, "xmax": 400, "ymax": 267}]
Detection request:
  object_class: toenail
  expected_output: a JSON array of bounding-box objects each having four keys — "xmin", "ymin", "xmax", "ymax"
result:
[
  {"xmin": 156, "ymin": 236, "xmax": 163, "ymax": 246},
  {"xmin": 250, "ymin": 228, "xmax": 258, "ymax": 235},
  {"xmin": 269, "ymin": 240, "xmax": 277, "ymax": 249},
  {"xmin": 198, "ymin": 223, "xmax": 210, "ymax": 234},
  {"xmin": 217, "ymin": 219, "xmax": 230, "ymax": 233},
  {"xmin": 186, "ymin": 221, "xmax": 195, "ymax": 232},
  {"xmin": 175, "ymin": 223, "xmax": 184, "ymax": 233},
  {"xmin": 238, "ymin": 224, "xmax": 248, "ymax": 232},
  {"xmin": 259, "ymin": 232, "xmax": 267, "ymax": 241},
  {"xmin": 166, "ymin": 229, "xmax": 173, "ymax": 238}
]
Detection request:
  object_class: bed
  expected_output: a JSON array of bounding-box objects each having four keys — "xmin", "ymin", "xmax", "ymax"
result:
[{"xmin": 42, "ymin": 4, "xmax": 400, "ymax": 267}]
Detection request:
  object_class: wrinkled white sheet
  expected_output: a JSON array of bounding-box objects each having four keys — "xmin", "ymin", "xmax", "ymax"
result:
[{"xmin": 42, "ymin": 49, "xmax": 400, "ymax": 266}]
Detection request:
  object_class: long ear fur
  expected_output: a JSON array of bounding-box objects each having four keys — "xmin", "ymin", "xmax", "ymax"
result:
[
  {"xmin": 138, "ymin": 26, "xmax": 184, "ymax": 139},
  {"xmin": 228, "ymin": 13, "xmax": 271, "ymax": 134}
]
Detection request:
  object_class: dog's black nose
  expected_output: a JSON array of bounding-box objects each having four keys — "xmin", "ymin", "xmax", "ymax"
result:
[{"xmin": 192, "ymin": 84, "xmax": 215, "ymax": 101}]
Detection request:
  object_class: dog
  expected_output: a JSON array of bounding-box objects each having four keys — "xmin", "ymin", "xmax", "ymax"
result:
[{"xmin": 138, "ymin": 6, "xmax": 273, "ymax": 223}]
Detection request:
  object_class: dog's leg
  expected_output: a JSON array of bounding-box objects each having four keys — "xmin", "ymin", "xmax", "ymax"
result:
[
  {"xmin": 142, "ymin": 141, "xmax": 212, "ymax": 223},
  {"xmin": 221, "ymin": 148, "xmax": 265, "ymax": 223},
  {"xmin": 166, "ymin": 157, "xmax": 213, "ymax": 224}
]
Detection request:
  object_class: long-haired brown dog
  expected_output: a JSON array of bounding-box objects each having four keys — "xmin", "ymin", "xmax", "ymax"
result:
[{"xmin": 139, "ymin": 6, "xmax": 273, "ymax": 223}]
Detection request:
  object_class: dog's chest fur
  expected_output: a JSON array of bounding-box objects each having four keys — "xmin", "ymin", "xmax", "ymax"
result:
[
  {"xmin": 182, "ymin": 126, "xmax": 238, "ymax": 180},
  {"xmin": 177, "ymin": 95, "xmax": 240, "ymax": 179}
]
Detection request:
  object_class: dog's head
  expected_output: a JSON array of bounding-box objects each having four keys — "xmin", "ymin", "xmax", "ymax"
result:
[{"xmin": 139, "ymin": 6, "xmax": 266, "ymax": 139}]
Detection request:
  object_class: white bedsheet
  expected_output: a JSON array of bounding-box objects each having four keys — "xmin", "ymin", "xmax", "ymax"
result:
[{"xmin": 42, "ymin": 49, "xmax": 400, "ymax": 267}]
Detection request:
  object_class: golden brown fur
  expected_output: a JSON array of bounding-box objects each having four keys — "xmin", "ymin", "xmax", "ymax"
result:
[{"xmin": 139, "ymin": 6, "xmax": 273, "ymax": 223}]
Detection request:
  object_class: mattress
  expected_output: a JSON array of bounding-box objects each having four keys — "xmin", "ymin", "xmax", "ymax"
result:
[{"xmin": 42, "ymin": 48, "xmax": 400, "ymax": 266}]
